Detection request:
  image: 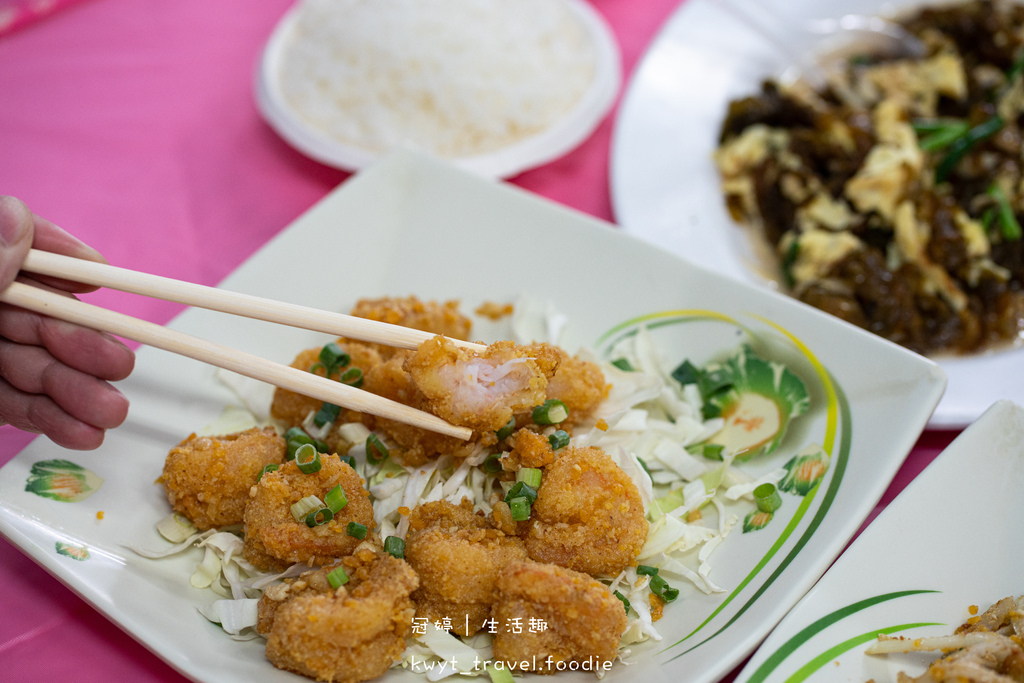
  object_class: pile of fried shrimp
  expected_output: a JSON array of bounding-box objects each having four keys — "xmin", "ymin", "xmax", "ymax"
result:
[{"xmin": 159, "ymin": 296, "xmax": 654, "ymax": 683}]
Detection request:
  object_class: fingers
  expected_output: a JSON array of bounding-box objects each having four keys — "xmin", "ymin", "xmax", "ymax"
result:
[
  {"xmin": 0, "ymin": 338, "xmax": 130, "ymax": 432},
  {"xmin": 0, "ymin": 377, "xmax": 113, "ymax": 451},
  {"xmin": 0, "ymin": 294, "xmax": 135, "ymax": 382},
  {"xmin": 0, "ymin": 196, "xmax": 34, "ymax": 291}
]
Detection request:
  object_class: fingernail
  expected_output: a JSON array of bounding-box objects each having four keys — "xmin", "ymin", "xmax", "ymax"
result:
[{"xmin": 0, "ymin": 196, "xmax": 31, "ymax": 247}]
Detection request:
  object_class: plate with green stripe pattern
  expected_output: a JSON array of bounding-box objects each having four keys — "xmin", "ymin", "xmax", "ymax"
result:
[{"xmin": 736, "ymin": 400, "xmax": 1024, "ymax": 683}]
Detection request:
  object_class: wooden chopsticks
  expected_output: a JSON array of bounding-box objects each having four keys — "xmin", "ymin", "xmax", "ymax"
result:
[{"xmin": 4, "ymin": 250, "xmax": 482, "ymax": 440}]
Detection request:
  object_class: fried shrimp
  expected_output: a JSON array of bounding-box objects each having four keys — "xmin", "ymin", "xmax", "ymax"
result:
[
  {"xmin": 407, "ymin": 337, "xmax": 559, "ymax": 433},
  {"xmin": 349, "ymin": 296, "xmax": 472, "ymax": 359},
  {"xmin": 161, "ymin": 427, "xmax": 284, "ymax": 530},
  {"xmin": 526, "ymin": 344, "xmax": 609, "ymax": 427},
  {"xmin": 491, "ymin": 560, "xmax": 627, "ymax": 674},
  {"xmin": 243, "ymin": 456, "xmax": 376, "ymax": 572},
  {"xmin": 405, "ymin": 500, "xmax": 528, "ymax": 636},
  {"xmin": 264, "ymin": 553, "xmax": 419, "ymax": 683},
  {"xmin": 525, "ymin": 446, "xmax": 648, "ymax": 576}
]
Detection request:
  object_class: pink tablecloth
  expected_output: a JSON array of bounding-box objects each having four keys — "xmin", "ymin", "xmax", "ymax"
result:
[{"xmin": 0, "ymin": 1, "xmax": 959, "ymax": 681}]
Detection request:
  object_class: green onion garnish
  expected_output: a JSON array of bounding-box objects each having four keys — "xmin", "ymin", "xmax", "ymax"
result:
[
  {"xmin": 339, "ymin": 454, "xmax": 357, "ymax": 469},
  {"xmin": 313, "ymin": 402, "xmax": 341, "ymax": 427},
  {"xmin": 935, "ymin": 116, "xmax": 1004, "ymax": 183},
  {"xmin": 504, "ymin": 480, "xmax": 538, "ymax": 505},
  {"xmin": 495, "ymin": 417, "xmax": 516, "ymax": 441},
  {"xmin": 649, "ymin": 574, "xmax": 680, "ymax": 602},
  {"xmin": 482, "ymin": 453, "xmax": 504, "ymax": 474},
  {"xmin": 285, "ymin": 428, "xmax": 327, "ymax": 461},
  {"xmin": 532, "ymin": 399, "xmax": 568, "ymax": 425},
  {"xmin": 670, "ymin": 359, "xmax": 701, "ymax": 386},
  {"xmin": 290, "ymin": 494, "xmax": 325, "ymax": 522},
  {"xmin": 320, "ymin": 343, "xmax": 351, "ymax": 371},
  {"xmin": 327, "ymin": 565, "xmax": 349, "ymax": 589},
  {"xmin": 339, "ymin": 367, "xmax": 364, "ymax": 388},
  {"xmin": 636, "ymin": 456, "xmax": 653, "ymax": 477},
  {"xmin": 636, "ymin": 564, "xmax": 659, "ymax": 576},
  {"xmin": 915, "ymin": 119, "xmax": 970, "ymax": 152},
  {"xmin": 754, "ymin": 483, "xmax": 783, "ymax": 513},
  {"xmin": 384, "ymin": 535, "xmax": 405, "ymax": 559},
  {"xmin": 324, "ymin": 484, "xmax": 348, "ymax": 513},
  {"xmin": 346, "ymin": 521, "xmax": 368, "ymax": 539},
  {"xmin": 294, "ymin": 443, "xmax": 322, "ymax": 474},
  {"xmin": 508, "ymin": 496, "xmax": 531, "ymax": 521},
  {"xmin": 516, "ymin": 467, "xmax": 542, "ymax": 489},
  {"xmin": 988, "ymin": 183, "xmax": 1023, "ymax": 240},
  {"xmin": 305, "ymin": 507, "xmax": 333, "ymax": 527},
  {"xmin": 485, "ymin": 664, "xmax": 515, "ymax": 683},
  {"xmin": 548, "ymin": 429, "xmax": 570, "ymax": 450},
  {"xmin": 257, "ymin": 463, "xmax": 279, "ymax": 482},
  {"xmin": 366, "ymin": 434, "xmax": 389, "ymax": 464},
  {"xmin": 610, "ymin": 358, "xmax": 634, "ymax": 372},
  {"xmin": 614, "ymin": 590, "xmax": 631, "ymax": 613}
]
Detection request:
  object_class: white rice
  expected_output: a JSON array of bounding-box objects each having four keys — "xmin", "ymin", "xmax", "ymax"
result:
[{"xmin": 279, "ymin": 0, "xmax": 597, "ymax": 157}]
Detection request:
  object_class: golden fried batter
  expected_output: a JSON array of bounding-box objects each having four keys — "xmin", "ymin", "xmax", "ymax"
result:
[
  {"xmin": 264, "ymin": 553, "xmax": 418, "ymax": 683},
  {"xmin": 525, "ymin": 446, "xmax": 648, "ymax": 576},
  {"xmin": 405, "ymin": 500, "xmax": 528, "ymax": 636},
  {"xmin": 243, "ymin": 456, "xmax": 376, "ymax": 572},
  {"xmin": 407, "ymin": 337, "xmax": 559, "ymax": 433},
  {"xmin": 161, "ymin": 427, "xmax": 284, "ymax": 530},
  {"xmin": 492, "ymin": 561, "xmax": 627, "ymax": 674},
  {"xmin": 502, "ymin": 428, "xmax": 555, "ymax": 471},
  {"xmin": 349, "ymin": 296, "xmax": 472, "ymax": 359},
  {"xmin": 269, "ymin": 342, "xmax": 382, "ymax": 450},
  {"xmin": 538, "ymin": 346, "xmax": 609, "ymax": 427}
]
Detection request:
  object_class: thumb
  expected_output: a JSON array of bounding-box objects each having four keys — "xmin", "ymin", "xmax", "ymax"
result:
[{"xmin": 0, "ymin": 196, "xmax": 34, "ymax": 291}]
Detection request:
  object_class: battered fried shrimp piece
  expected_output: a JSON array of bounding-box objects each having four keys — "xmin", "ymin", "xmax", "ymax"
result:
[
  {"xmin": 407, "ymin": 337, "xmax": 559, "ymax": 433},
  {"xmin": 500, "ymin": 428, "xmax": 555, "ymax": 472},
  {"xmin": 243, "ymin": 456, "xmax": 376, "ymax": 572},
  {"xmin": 538, "ymin": 346, "xmax": 610, "ymax": 427},
  {"xmin": 526, "ymin": 446, "xmax": 648, "ymax": 576},
  {"xmin": 349, "ymin": 296, "xmax": 472, "ymax": 359},
  {"xmin": 270, "ymin": 342, "xmax": 382, "ymax": 447},
  {"xmin": 161, "ymin": 427, "xmax": 284, "ymax": 530},
  {"xmin": 492, "ymin": 561, "xmax": 627, "ymax": 674},
  {"xmin": 362, "ymin": 351, "xmax": 468, "ymax": 466},
  {"xmin": 405, "ymin": 500, "xmax": 528, "ymax": 636},
  {"xmin": 265, "ymin": 553, "xmax": 419, "ymax": 683},
  {"xmin": 257, "ymin": 543, "xmax": 381, "ymax": 635}
]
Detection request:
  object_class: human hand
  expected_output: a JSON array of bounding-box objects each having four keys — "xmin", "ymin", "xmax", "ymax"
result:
[{"xmin": 0, "ymin": 196, "xmax": 135, "ymax": 449}]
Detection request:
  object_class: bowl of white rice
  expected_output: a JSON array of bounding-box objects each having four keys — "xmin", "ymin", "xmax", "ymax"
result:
[{"xmin": 255, "ymin": 0, "xmax": 620, "ymax": 178}]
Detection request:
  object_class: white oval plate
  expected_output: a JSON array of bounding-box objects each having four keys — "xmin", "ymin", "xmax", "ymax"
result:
[
  {"xmin": 609, "ymin": 0, "xmax": 1024, "ymax": 429},
  {"xmin": 735, "ymin": 399, "xmax": 1024, "ymax": 683},
  {"xmin": 256, "ymin": 0, "xmax": 621, "ymax": 178},
  {"xmin": 0, "ymin": 150, "xmax": 944, "ymax": 683}
]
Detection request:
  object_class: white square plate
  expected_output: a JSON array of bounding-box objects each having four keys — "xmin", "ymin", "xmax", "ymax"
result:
[
  {"xmin": 0, "ymin": 150, "xmax": 945, "ymax": 683},
  {"xmin": 735, "ymin": 399, "xmax": 1024, "ymax": 683}
]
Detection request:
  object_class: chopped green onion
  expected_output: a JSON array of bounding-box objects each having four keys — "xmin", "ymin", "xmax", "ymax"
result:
[
  {"xmin": 614, "ymin": 590, "xmax": 631, "ymax": 613},
  {"xmin": 516, "ymin": 467, "xmax": 543, "ymax": 489},
  {"xmin": 305, "ymin": 507, "xmax": 333, "ymax": 527},
  {"xmin": 917, "ymin": 120, "xmax": 970, "ymax": 152},
  {"xmin": 327, "ymin": 565, "xmax": 349, "ymax": 589},
  {"xmin": 339, "ymin": 454, "xmax": 357, "ymax": 469},
  {"xmin": 650, "ymin": 574, "xmax": 680, "ymax": 602},
  {"xmin": 532, "ymin": 399, "xmax": 568, "ymax": 425},
  {"xmin": 257, "ymin": 463, "xmax": 279, "ymax": 482},
  {"xmin": 290, "ymin": 495, "xmax": 326, "ymax": 522},
  {"xmin": 935, "ymin": 116, "xmax": 1004, "ymax": 183},
  {"xmin": 339, "ymin": 367, "xmax": 364, "ymax": 388},
  {"xmin": 366, "ymin": 434, "xmax": 389, "ymax": 464},
  {"xmin": 988, "ymin": 183, "xmax": 1023, "ymax": 240},
  {"xmin": 285, "ymin": 428, "xmax": 327, "ymax": 461},
  {"xmin": 687, "ymin": 442, "xmax": 725, "ymax": 461},
  {"xmin": 610, "ymin": 358, "xmax": 634, "ymax": 372},
  {"xmin": 508, "ymin": 496, "xmax": 531, "ymax": 521},
  {"xmin": 636, "ymin": 456, "xmax": 653, "ymax": 478},
  {"xmin": 780, "ymin": 238, "xmax": 800, "ymax": 289},
  {"xmin": 313, "ymin": 402, "xmax": 341, "ymax": 427},
  {"xmin": 670, "ymin": 359, "xmax": 700, "ymax": 386},
  {"xmin": 346, "ymin": 521, "xmax": 368, "ymax": 539},
  {"xmin": 384, "ymin": 535, "xmax": 405, "ymax": 559},
  {"xmin": 548, "ymin": 430, "xmax": 570, "ymax": 450},
  {"xmin": 324, "ymin": 484, "xmax": 348, "ymax": 513},
  {"xmin": 294, "ymin": 443, "xmax": 322, "ymax": 474},
  {"xmin": 319, "ymin": 343, "xmax": 351, "ymax": 372},
  {"xmin": 504, "ymin": 480, "xmax": 538, "ymax": 505},
  {"xmin": 754, "ymin": 483, "xmax": 783, "ymax": 513},
  {"xmin": 482, "ymin": 453, "xmax": 504, "ymax": 474},
  {"xmin": 636, "ymin": 564, "xmax": 659, "ymax": 576},
  {"xmin": 495, "ymin": 417, "xmax": 516, "ymax": 441},
  {"xmin": 486, "ymin": 663, "xmax": 515, "ymax": 683}
]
